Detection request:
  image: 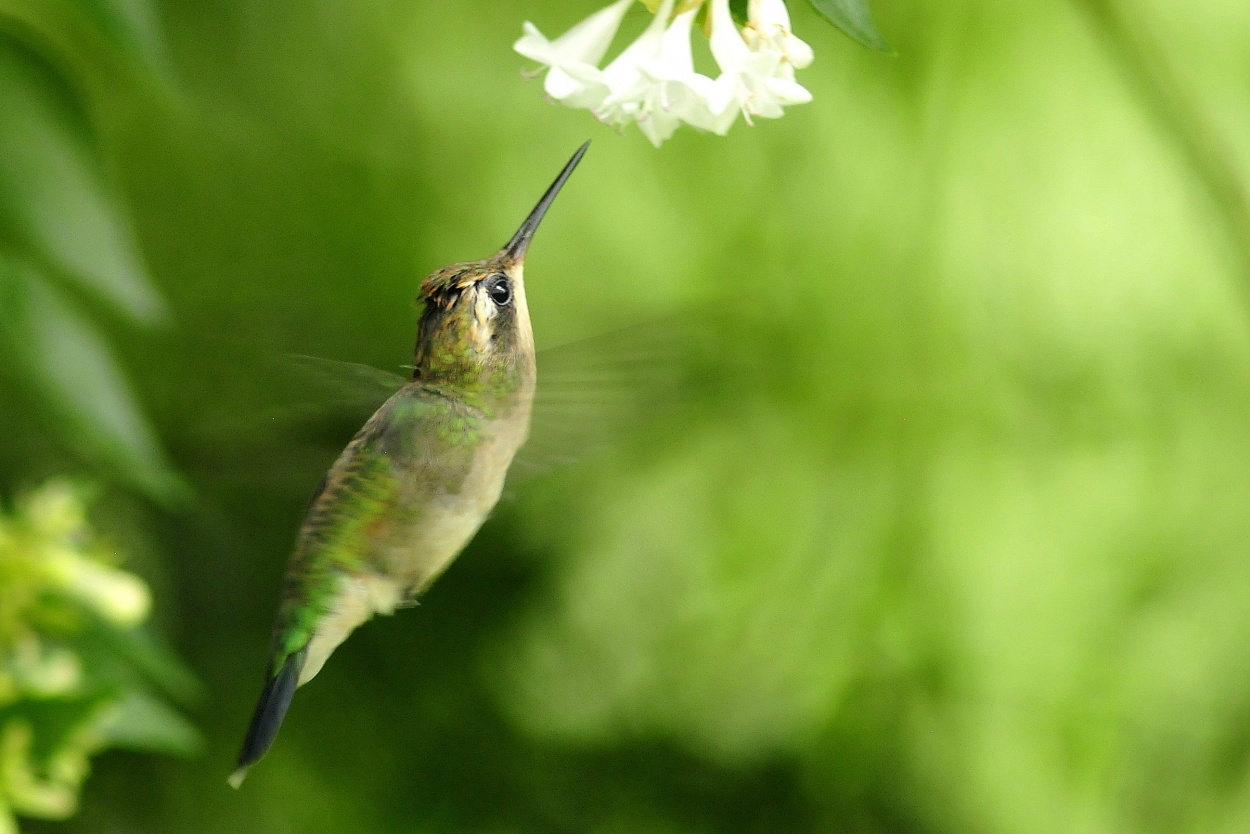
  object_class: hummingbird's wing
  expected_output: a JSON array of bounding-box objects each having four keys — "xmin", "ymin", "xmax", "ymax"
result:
[
  {"xmin": 254, "ymin": 318, "xmax": 699, "ymax": 483},
  {"xmin": 509, "ymin": 319, "xmax": 694, "ymax": 481},
  {"xmin": 284, "ymin": 354, "xmax": 409, "ymax": 408}
]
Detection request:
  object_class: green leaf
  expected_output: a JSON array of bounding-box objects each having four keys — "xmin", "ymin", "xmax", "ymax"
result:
[
  {"xmin": 94, "ymin": 690, "xmax": 201, "ymax": 757},
  {"xmin": 58, "ymin": 0, "xmax": 174, "ymax": 83},
  {"xmin": 0, "ymin": 0, "xmax": 176, "ymax": 85},
  {"xmin": 0, "ymin": 693, "xmax": 113, "ymax": 764},
  {"xmin": 76, "ymin": 620, "xmax": 203, "ymax": 706},
  {"xmin": 0, "ymin": 256, "xmax": 188, "ymax": 504},
  {"xmin": 807, "ymin": 0, "xmax": 894, "ymax": 54},
  {"xmin": 0, "ymin": 36, "xmax": 167, "ymax": 325}
]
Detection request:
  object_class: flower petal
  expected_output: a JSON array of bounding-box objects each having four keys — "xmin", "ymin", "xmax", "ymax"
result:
[
  {"xmin": 762, "ymin": 75, "xmax": 812, "ymax": 106},
  {"xmin": 545, "ymin": 64, "xmax": 611, "ymax": 109},
  {"xmin": 745, "ymin": 0, "xmax": 814, "ymax": 69},
  {"xmin": 637, "ymin": 108, "xmax": 681, "ymax": 147},
  {"xmin": 515, "ymin": 0, "xmax": 635, "ymax": 68},
  {"xmin": 708, "ymin": 0, "xmax": 751, "ymax": 73},
  {"xmin": 595, "ymin": 0, "xmax": 676, "ymax": 127},
  {"xmin": 749, "ymin": 0, "xmax": 792, "ymax": 31}
]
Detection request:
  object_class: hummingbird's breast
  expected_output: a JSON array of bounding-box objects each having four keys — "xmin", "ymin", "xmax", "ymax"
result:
[{"xmin": 376, "ymin": 382, "xmax": 533, "ymax": 596}]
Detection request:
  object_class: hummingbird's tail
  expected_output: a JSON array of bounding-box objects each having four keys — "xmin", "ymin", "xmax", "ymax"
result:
[{"xmin": 229, "ymin": 646, "xmax": 307, "ymax": 788}]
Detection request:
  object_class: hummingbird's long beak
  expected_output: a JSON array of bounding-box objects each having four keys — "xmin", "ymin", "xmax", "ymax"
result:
[{"xmin": 502, "ymin": 141, "xmax": 590, "ymax": 263}]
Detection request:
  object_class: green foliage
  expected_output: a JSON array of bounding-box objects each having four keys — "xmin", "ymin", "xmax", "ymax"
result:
[
  {"xmin": 55, "ymin": 0, "xmax": 175, "ymax": 82},
  {"xmin": 807, "ymin": 0, "xmax": 893, "ymax": 53},
  {"xmin": 0, "ymin": 40, "xmax": 162, "ymax": 324},
  {"xmin": 0, "ymin": 0, "xmax": 174, "ymax": 82},
  {"xmin": 0, "ymin": 5, "xmax": 185, "ymax": 504},
  {"xmin": 0, "ymin": 480, "xmax": 198, "ymax": 833}
]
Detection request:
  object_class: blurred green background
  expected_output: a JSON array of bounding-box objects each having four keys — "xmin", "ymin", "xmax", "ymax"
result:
[{"xmin": 3, "ymin": 0, "xmax": 1250, "ymax": 831}]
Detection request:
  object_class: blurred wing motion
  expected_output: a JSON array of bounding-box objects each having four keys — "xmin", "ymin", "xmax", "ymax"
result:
[
  {"xmin": 285, "ymin": 354, "xmax": 409, "ymax": 403},
  {"xmin": 512, "ymin": 317, "xmax": 694, "ymax": 480},
  {"xmin": 268, "ymin": 318, "xmax": 700, "ymax": 481},
  {"xmin": 276, "ymin": 355, "xmax": 409, "ymax": 426}
]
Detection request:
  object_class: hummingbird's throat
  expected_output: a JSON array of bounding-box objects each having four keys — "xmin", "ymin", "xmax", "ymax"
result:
[{"xmin": 411, "ymin": 324, "xmax": 531, "ymax": 406}]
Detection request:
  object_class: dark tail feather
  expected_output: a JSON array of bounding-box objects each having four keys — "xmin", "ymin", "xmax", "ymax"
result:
[{"xmin": 228, "ymin": 647, "xmax": 307, "ymax": 788}]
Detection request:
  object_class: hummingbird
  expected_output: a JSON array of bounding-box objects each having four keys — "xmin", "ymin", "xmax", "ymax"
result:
[{"xmin": 229, "ymin": 142, "xmax": 589, "ymax": 787}]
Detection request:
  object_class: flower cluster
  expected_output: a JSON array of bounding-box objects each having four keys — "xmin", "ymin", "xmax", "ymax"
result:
[
  {"xmin": 516, "ymin": 0, "xmax": 814, "ymax": 146},
  {"xmin": 0, "ymin": 481, "xmax": 198, "ymax": 833}
]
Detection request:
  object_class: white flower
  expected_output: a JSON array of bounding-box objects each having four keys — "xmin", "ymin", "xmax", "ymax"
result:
[
  {"xmin": 514, "ymin": 0, "xmax": 815, "ymax": 145},
  {"xmin": 596, "ymin": 4, "xmax": 721, "ymax": 146},
  {"xmin": 640, "ymin": 10, "xmax": 725, "ymax": 143},
  {"xmin": 592, "ymin": 0, "xmax": 673, "ymax": 129},
  {"xmin": 743, "ymin": 0, "xmax": 814, "ymax": 69},
  {"xmin": 514, "ymin": 0, "xmax": 633, "ymax": 109},
  {"xmin": 706, "ymin": 0, "xmax": 811, "ymax": 130}
]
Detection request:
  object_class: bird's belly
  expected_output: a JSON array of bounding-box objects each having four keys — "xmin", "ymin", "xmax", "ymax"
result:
[
  {"xmin": 383, "ymin": 497, "xmax": 495, "ymax": 594},
  {"xmin": 380, "ymin": 416, "xmax": 525, "ymax": 595}
]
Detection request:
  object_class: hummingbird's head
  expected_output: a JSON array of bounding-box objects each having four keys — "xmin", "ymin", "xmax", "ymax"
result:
[
  {"xmin": 411, "ymin": 143, "xmax": 588, "ymax": 394},
  {"xmin": 412, "ymin": 256, "xmax": 531, "ymax": 392}
]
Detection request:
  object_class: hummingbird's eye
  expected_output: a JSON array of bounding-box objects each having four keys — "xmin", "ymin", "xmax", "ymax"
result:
[{"xmin": 487, "ymin": 276, "xmax": 512, "ymax": 306}]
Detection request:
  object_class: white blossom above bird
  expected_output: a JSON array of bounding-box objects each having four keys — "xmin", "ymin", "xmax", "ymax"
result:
[{"xmin": 515, "ymin": 0, "xmax": 816, "ymax": 146}]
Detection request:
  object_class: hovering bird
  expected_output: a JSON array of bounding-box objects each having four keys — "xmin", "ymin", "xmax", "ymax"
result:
[{"xmin": 230, "ymin": 143, "xmax": 589, "ymax": 787}]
